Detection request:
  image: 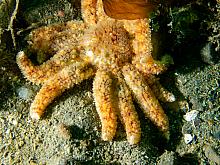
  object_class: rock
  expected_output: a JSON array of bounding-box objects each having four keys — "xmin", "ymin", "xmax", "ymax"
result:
[{"xmin": 204, "ymin": 145, "xmax": 220, "ymax": 165}]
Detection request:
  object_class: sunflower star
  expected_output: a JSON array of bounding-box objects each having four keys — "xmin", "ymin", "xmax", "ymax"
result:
[{"xmin": 16, "ymin": 0, "xmax": 175, "ymax": 145}]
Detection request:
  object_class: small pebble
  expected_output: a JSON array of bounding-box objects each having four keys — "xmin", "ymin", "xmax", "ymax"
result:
[
  {"xmin": 57, "ymin": 123, "xmax": 72, "ymax": 140},
  {"xmin": 184, "ymin": 110, "xmax": 199, "ymax": 122},
  {"xmin": 12, "ymin": 119, "xmax": 18, "ymax": 126},
  {"xmin": 184, "ymin": 134, "xmax": 194, "ymax": 144},
  {"xmin": 29, "ymin": 160, "xmax": 38, "ymax": 165},
  {"xmin": 17, "ymin": 86, "xmax": 34, "ymax": 100},
  {"xmin": 57, "ymin": 10, "xmax": 65, "ymax": 17}
]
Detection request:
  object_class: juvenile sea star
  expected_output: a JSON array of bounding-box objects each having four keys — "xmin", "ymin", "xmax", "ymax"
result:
[{"xmin": 17, "ymin": 0, "xmax": 175, "ymax": 144}]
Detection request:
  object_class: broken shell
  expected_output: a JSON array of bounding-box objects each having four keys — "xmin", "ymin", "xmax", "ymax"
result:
[
  {"xmin": 183, "ymin": 110, "xmax": 199, "ymax": 122},
  {"xmin": 184, "ymin": 133, "xmax": 194, "ymax": 144},
  {"xmin": 17, "ymin": 86, "xmax": 34, "ymax": 100}
]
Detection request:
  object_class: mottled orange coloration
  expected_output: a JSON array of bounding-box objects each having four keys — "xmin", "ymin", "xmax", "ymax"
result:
[
  {"xmin": 122, "ymin": 64, "xmax": 170, "ymax": 138},
  {"xmin": 93, "ymin": 70, "xmax": 117, "ymax": 141},
  {"xmin": 17, "ymin": 21, "xmax": 86, "ymax": 85},
  {"xmin": 17, "ymin": 51, "xmax": 94, "ymax": 120},
  {"xmin": 116, "ymin": 74, "xmax": 141, "ymax": 144},
  {"xmin": 146, "ymin": 75, "xmax": 175, "ymax": 103},
  {"xmin": 17, "ymin": 0, "xmax": 175, "ymax": 144}
]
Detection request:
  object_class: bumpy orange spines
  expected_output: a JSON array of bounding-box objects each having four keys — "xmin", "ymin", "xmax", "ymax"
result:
[
  {"xmin": 29, "ymin": 62, "xmax": 94, "ymax": 120},
  {"xmin": 93, "ymin": 70, "xmax": 117, "ymax": 141},
  {"xmin": 16, "ymin": 0, "xmax": 174, "ymax": 145},
  {"xmin": 122, "ymin": 64, "xmax": 170, "ymax": 139},
  {"xmin": 117, "ymin": 74, "xmax": 141, "ymax": 144}
]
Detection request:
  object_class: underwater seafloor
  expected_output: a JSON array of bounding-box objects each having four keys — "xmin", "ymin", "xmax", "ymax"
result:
[{"xmin": 0, "ymin": 0, "xmax": 219, "ymax": 164}]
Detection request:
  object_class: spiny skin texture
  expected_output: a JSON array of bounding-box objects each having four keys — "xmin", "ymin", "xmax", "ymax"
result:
[
  {"xmin": 17, "ymin": 51, "xmax": 94, "ymax": 119},
  {"xmin": 17, "ymin": 21, "xmax": 87, "ymax": 85},
  {"xmin": 93, "ymin": 70, "xmax": 117, "ymax": 141},
  {"xmin": 17, "ymin": 0, "xmax": 175, "ymax": 144},
  {"xmin": 122, "ymin": 64, "xmax": 170, "ymax": 139},
  {"xmin": 116, "ymin": 73, "xmax": 141, "ymax": 144}
]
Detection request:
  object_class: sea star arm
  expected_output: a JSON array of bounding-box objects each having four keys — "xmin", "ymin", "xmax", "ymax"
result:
[
  {"xmin": 123, "ymin": 19, "xmax": 167, "ymax": 75},
  {"xmin": 29, "ymin": 20, "xmax": 85, "ymax": 52},
  {"xmin": 28, "ymin": 23, "xmax": 65, "ymax": 54},
  {"xmin": 117, "ymin": 75, "xmax": 141, "ymax": 145},
  {"xmin": 93, "ymin": 70, "xmax": 117, "ymax": 141},
  {"xmin": 146, "ymin": 75, "xmax": 175, "ymax": 103},
  {"xmin": 122, "ymin": 64, "xmax": 169, "ymax": 139},
  {"xmin": 133, "ymin": 56, "xmax": 167, "ymax": 75},
  {"xmin": 30, "ymin": 61, "xmax": 94, "ymax": 120},
  {"xmin": 16, "ymin": 50, "xmax": 79, "ymax": 84}
]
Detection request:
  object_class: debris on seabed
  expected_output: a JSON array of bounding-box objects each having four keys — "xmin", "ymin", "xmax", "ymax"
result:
[
  {"xmin": 184, "ymin": 133, "xmax": 195, "ymax": 144},
  {"xmin": 17, "ymin": 86, "xmax": 34, "ymax": 100},
  {"xmin": 203, "ymin": 145, "xmax": 220, "ymax": 165},
  {"xmin": 57, "ymin": 123, "xmax": 72, "ymax": 140},
  {"xmin": 200, "ymin": 42, "xmax": 218, "ymax": 65},
  {"xmin": 183, "ymin": 110, "xmax": 199, "ymax": 122}
]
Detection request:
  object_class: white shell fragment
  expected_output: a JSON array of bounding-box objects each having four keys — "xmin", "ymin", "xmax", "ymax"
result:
[
  {"xmin": 184, "ymin": 110, "xmax": 199, "ymax": 122},
  {"xmin": 184, "ymin": 134, "xmax": 194, "ymax": 144},
  {"xmin": 17, "ymin": 86, "xmax": 34, "ymax": 100}
]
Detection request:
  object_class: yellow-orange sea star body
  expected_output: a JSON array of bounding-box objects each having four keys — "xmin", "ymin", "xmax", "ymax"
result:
[{"xmin": 17, "ymin": 0, "xmax": 175, "ymax": 145}]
